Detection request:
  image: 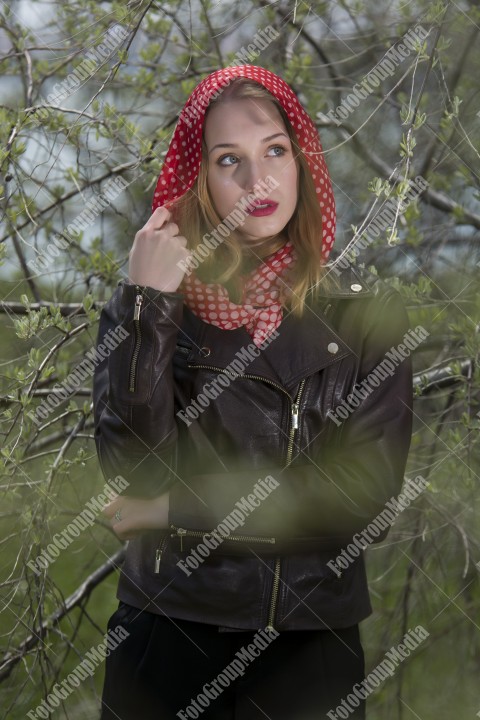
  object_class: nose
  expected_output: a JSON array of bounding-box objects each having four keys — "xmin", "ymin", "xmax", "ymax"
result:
[{"xmin": 239, "ymin": 158, "xmax": 263, "ymax": 193}]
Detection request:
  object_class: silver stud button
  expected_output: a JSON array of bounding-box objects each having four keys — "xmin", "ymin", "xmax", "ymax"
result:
[
  {"xmin": 327, "ymin": 342, "xmax": 339, "ymax": 354},
  {"xmin": 351, "ymin": 283, "xmax": 362, "ymax": 292}
]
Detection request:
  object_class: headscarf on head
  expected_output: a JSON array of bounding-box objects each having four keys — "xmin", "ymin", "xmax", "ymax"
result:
[{"xmin": 152, "ymin": 65, "xmax": 336, "ymax": 346}]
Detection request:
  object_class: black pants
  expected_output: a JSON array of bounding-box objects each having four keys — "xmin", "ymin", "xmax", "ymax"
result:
[{"xmin": 101, "ymin": 602, "xmax": 365, "ymax": 720}]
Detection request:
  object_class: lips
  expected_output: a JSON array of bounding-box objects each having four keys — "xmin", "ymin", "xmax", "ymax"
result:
[{"xmin": 247, "ymin": 201, "xmax": 279, "ymax": 217}]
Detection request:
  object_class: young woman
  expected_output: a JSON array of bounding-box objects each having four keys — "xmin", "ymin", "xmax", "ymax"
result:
[{"xmin": 93, "ymin": 64, "xmax": 413, "ymax": 720}]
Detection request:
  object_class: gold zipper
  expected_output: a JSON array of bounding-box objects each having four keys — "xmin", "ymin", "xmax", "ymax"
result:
[
  {"xmin": 285, "ymin": 378, "xmax": 306, "ymax": 467},
  {"xmin": 170, "ymin": 524, "xmax": 275, "ymax": 552},
  {"xmin": 266, "ymin": 556, "xmax": 282, "ymax": 633},
  {"xmin": 185, "ymin": 363, "xmax": 307, "ymax": 633},
  {"xmin": 154, "ymin": 534, "xmax": 169, "ymax": 574},
  {"xmin": 128, "ymin": 287, "xmax": 143, "ymax": 392},
  {"xmin": 190, "ymin": 365, "xmax": 294, "ymax": 421},
  {"xmin": 190, "ymin": 365, "xmax": 288, "ymax": 391},
  {"xmin": 267, "ymin": 379, "xmax": 306, "ymax": 632}
]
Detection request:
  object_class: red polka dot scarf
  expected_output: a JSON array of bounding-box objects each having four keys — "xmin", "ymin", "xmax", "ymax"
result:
[
  {"xmin": 152, "ymin": 65, "xmax": 336, "ymax": 346},
  {"xmin": 184, "ymin": 241, "xmax": 295, "ymax": 346}
]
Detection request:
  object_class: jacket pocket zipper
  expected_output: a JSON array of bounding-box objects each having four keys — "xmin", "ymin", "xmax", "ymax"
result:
[
  {"xmin": 154, "ymin": 533, "xmax": 169, "ymax": 574},
  {"xmin": 170, "ymin": 524, "xmax": 276, "ymax": 552},
  {"xmin": 128, "ymin": 287, "xmax": 143, "ymax": 392}
]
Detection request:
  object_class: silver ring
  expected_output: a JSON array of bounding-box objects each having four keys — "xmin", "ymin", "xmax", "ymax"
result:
[{"xmin": 114, "ymin": 509, "xmax": 122, "ymax": 522}]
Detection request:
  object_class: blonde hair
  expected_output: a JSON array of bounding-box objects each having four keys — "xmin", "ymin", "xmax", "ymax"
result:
[{"xmin": 172, "ymin": 78, "xmax": 333, "ymax": 315}]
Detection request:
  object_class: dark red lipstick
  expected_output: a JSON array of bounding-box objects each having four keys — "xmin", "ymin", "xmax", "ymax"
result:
[{"xmin": 248, "ymin": 200, "xmax": 278, "ymax": 217}]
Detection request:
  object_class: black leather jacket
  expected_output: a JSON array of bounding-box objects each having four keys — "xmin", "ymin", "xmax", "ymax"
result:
[{"xmin": 93, "ymin": 267, "xmax": 413, "ymax": 633}]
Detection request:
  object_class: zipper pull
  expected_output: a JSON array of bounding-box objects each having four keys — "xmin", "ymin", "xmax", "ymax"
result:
[
  {"xmin": 134, "ymin": 289, "xmax": 143, "ymax": 321},
  {"xmin": 291, "ymin": 403, "xmax": 299, "ymax": 430},
  {"xmin": 173, "ymin": 527, "xmax": 187, "ymax": 552},
  {"xmin": 154, "ymin": 548, "xmax": 162, "ymax": 573}
]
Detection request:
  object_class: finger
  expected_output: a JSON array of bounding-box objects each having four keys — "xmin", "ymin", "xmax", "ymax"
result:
[
  {"xmin": 109, "ymin": 514, "xmax": 139, "ymax": 541},
  {"xmin": 179, "ymin": 247, "xmax": 193, "ymax": 263},
  {"xmin": 102, "ymin": 499, "xmax": 119, "ymax": 518},
  {"xmin": 174, "ymin": 235, "xmax": 187, "ymax": 248},
  {"xmin": 153, "ymin": 221, "xmax": 179, "ymax": 237},
  {"xmin": 144, "ymin": 206, "xmax": 171, "ymax": 231},
  {"xmin": 110, "ymin": 521, "xmax": 136, "ymax": 541},
  {"xmin": 109, "ymin": 512, "xmax": 126, "ymax": 531}
]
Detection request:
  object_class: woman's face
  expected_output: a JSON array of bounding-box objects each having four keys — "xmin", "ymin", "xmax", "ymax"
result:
[{"xmin": 204, "ymin": 96, "xmax": 298, "ymax": 245}]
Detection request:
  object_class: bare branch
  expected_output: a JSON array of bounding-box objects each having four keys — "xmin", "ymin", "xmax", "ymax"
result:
[
  {"xmin": 0, "ymin": 548, "xmax": 125, "ymax": 682},
  {"xmin": 317, "ymin": 116, "xmax": 480, "ymax": 229},
  {"xmin": 0, "ymin": 301, "xmax": 104, "ymax": 316},
  {"xmin": 414, "ymin": 360, "xmax": 473, "ymax": 393}
]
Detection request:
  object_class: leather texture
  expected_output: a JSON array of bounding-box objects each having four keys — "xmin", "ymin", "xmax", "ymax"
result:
[{"xmin": 93, "ymin": 266, "xmax": 413, "ymax": 631}]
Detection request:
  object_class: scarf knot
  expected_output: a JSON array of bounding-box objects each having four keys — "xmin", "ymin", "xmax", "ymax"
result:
[{"xmin": 182, "ymin": 241, "xmax": 295, "ymax": 346}]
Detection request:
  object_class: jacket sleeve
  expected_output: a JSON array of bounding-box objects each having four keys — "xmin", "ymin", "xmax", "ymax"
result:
[
  {"xmin": 93, "ymin": 281, "xmax": 183, "ymax": 497},
  {"xmin": 168, "ymin": 289, "xmax": 414, "ymax": 541}
]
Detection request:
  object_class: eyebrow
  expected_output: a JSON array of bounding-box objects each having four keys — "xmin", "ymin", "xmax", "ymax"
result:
[{"xmin": 208, "ymin": 132, "xmax": 289, "ymax": 155}]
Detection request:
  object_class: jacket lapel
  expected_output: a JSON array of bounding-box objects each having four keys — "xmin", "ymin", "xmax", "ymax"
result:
[{"xmin": 180, "ymin": 265, "xmax": 374, "ymax": 394}]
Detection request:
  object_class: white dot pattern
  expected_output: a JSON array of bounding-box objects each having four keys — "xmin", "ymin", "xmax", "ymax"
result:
[{"xmin": 182, "ymin": 241, "xmax": 296, "ymax": 346}]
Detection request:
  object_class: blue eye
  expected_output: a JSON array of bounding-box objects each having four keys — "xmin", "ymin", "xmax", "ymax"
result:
[
  {"xmin": 218, "ymin": 154, "xmax": 238, "ymax": 166},
  {"xmin": 216, "ymin": 146, "xmax": 288, "ymax": 167},
  {"xmin": 268, "ymin": 145, "xmax": 286, "ymax": 156}
]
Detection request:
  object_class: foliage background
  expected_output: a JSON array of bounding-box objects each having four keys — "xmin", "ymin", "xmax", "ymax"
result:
[{"xmin": 0, "ymin": 0, "xmax": 479, "ymax": 717}]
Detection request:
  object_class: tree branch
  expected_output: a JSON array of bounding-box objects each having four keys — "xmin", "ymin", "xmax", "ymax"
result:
[
  {"xmin": 0, "ymin": 301, "xmax": 104, "ymax": 315},
  {"xmin": 414, "ymin": 359, "xmax": 473, "ymax": 393},
  {"xmin": 317, "ymin": 116, "xmax": 480, "ymax": 229},
  {"xmin": 0, "ymin": 547, "xmax": 125, "ymax": 682}
]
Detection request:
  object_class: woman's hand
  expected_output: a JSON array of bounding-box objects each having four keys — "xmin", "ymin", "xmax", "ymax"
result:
[
  {"xmin": 103, "ymin": 492, "xmax": 170, "ymax": 541},
  {"xmin": 128, "ymin": 206, "xmax": 192, "ymax": 292}
]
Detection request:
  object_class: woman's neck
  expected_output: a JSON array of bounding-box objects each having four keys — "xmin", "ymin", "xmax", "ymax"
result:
[
  {"xmin": 240, "ymin": 234, "xmax": 287, "ymax": 273},
  {"xmin": 213, "ymin": 234, "xmax": 289, "ymax": 304}
]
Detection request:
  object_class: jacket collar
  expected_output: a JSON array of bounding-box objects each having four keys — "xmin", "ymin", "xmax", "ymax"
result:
[{"xmin": 180, "ymin": 266, "xmax": 374, "ymax": 394}]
